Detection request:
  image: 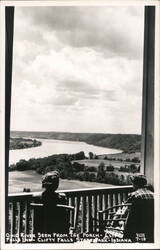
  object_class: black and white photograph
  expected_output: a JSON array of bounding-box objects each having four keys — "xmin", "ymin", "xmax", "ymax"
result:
[{"xmin": 0, "ymin": 0, "xmax": 160, "ymax": 249}]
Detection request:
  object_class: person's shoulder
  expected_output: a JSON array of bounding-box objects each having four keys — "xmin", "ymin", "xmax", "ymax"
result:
[
  {"xmin": 128, "ymin": 189, "xmax": 144, "ymax": 198},
  {"xmin": 128, "ymin": 190, "xmax": 137, "ymax": 197},
  {"xmin": 143, "ymin": 188, "xmax": 154, "ymax": 198},
  {"xmin": 135, "ymin": 188, "xmax": 154, "ymax": 199},
  {"xmin": 125, "ymin": 190, "xmax": 137, "ymax": 203},
  {"xmin": 41, "ymin": 190, "xmax": 47, "ymax": 199}
]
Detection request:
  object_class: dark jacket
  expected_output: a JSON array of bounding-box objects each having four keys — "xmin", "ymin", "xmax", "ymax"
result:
[
  {"xmin": 41, "ymin": 190, "xmax": 68, "ymax": 234},
  {"xmin": 124, "ymin": 187, "xmax": 154, "ymax": 242}
]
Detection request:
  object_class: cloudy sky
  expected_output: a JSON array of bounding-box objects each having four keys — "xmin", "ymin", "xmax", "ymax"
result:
[{"xmin": 11, "ymin": 6, "xmax": 144, "ymax": 134}]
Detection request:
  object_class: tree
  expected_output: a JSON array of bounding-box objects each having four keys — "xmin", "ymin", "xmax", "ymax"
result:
[
  {"xmin": 74, "ymin": 172, "xmax": 84, "ymax": 181},
  {"xmin": 106, "ymin": 165, "xmax": 114, "ymax": 171},
  {"xmin": 74, "ymin": 151, "xmax": 85, "ymax": 160},
  {"xmin": 119, "ymin": 174, "xmax": 125, "ymax": 185},
  {"xmin": 36, "ymin": 166, "xmax": 45, "ymax": 174},
  {"xmin": 72, "ymin": 162, "xmax": 85, "ymax": 172},
  {"xmin": 97, "ymin": 162, "xmax": 105, "ymax": 182},
  {"xmin": 126, "ymin": 174, "xmax": 132, "ymax": 184},
  {"xmin": 16, "ymin": 159, "xmax": 30, "ymax": 171},
  {"xmin": 137, "ymin": 165, "xmax": 140, "ymax": 172},
  {"xmin": 132, "ymin": 157, "xmax": 140, "ymax": 163},
  {"xmin": 83, "ymin": 171, "xmax": 90, "ymax": 181},
  {"xmin": 104, "ymin": 156, "xmax": 108, "ymax": 160},
  {"xmin": 9, "ymin": 164, "xmax": 16, "ymax": 171},
  {"xmin": 86, "ymin": 166, "xmax": 97, "ymax": 172},
  {"xmin": 89, "ymin": 152, "xmax": 94, "ymax": 159},
  {"xmin": 88, "ymin": 173, "xmax": 96, "ymax": 182},
  {"xmin": 126, "ymin": 158, "xmax": 131, "ymax": 162},
  {"xmin": 129, "ymin": 164, "xmax": 138, "ymax": 173}
]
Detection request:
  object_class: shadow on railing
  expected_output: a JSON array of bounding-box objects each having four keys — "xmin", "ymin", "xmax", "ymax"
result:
[{"xmin": 8, "ymin": 186, "xmax": 132, "ymax": 240}]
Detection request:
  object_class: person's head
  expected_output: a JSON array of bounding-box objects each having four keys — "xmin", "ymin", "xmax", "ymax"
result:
[
  {"xmin": 42, "ymin": 170, "xmax": 60, "ymax": 191},
  {"xmin": 130, "ymin": 175, "xmax": 147, "ymax": 190}
]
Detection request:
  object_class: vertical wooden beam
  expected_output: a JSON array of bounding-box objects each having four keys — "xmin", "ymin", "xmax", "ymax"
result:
[
  {"xmin": 5, "ymin": 6, "xmax": 14, "ymax": 238},
  {"xmin": 141, "ymin": 6, "xmax": 155, "ymax": 186}
]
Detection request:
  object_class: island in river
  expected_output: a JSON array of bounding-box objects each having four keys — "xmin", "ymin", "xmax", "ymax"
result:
[{"xmin": 10, "ymin": 137, "xmax": 42, "ymax": 150}]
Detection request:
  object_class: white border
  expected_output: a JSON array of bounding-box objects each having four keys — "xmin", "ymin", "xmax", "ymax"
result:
[
  {"xmin": 154, "ymin": 2, "xmax": 160, "ymax": 246},
  {"xmin": 0, "ymin": 0, "xmax": 160, "ymax": 6},
  {"xmin": 0, "ymin": 0, "xmax": 160, "ymax": 249},
  {"xmin": 0, "ymin": 2, "xmax": 6, "ymax": 250}
]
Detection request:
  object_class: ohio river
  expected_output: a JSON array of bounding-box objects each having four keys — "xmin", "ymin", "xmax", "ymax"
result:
[{"xmin": 9, "ymin": 138, "xmax": 121, "ymax": 165}]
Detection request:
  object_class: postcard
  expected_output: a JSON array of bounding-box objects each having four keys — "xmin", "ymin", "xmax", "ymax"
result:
[{"xmin": 0, "ymin": 0, "xmax": 160, "ymax": 249}]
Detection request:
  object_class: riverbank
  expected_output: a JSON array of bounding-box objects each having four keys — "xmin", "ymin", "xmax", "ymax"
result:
[
  {"xmin": 11, "ymin": 131, "xmax": 141, "ymax": 153},
  {"xmin": 9, "ymin": 138, "xmax": 121, "ymax": 165}
]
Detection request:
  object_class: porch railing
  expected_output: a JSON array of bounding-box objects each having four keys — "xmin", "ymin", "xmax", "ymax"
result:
[{"xmin": 8, "ymin": 186, "xmax": 132, "ymax": 238}]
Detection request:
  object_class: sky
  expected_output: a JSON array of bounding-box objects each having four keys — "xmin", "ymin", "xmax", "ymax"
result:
[{"xmin": 11, "ymin": 6, "xmax": 144, "ymax": 134}]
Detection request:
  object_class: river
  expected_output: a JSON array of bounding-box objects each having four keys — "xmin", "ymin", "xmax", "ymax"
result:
[{"xmin": 9, "ymin": 138, "xmax": 121, "ymax": 165}]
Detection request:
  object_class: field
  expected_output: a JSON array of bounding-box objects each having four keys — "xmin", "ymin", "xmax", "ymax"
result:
[
  {"xmin": 73, "ymin": 153, "xmax": 140, "ymax": 169},
  {"xmin": 72, "ymin": 155, "xmax": 140, "ymax": 185},
  {"xmin": 99, "ymin": 152, "xmax": 141, "ymax": 160},
  {"xmin": 9, "ymin": 170, "xmax": 114, "ymax": 193},
  {"xmin": 73, "ymin": 159, "xmax": 135, "ymax": 169}
]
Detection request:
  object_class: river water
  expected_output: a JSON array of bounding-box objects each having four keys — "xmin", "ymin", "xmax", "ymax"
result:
[{"xmin": 9, "ymin": 138, "xmax": 121, "ymax": 165}]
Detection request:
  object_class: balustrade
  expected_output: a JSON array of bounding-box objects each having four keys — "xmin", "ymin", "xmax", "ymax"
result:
[{"xmin": 7, "ymin": 186, "xmax": 132, "ymax": 241}]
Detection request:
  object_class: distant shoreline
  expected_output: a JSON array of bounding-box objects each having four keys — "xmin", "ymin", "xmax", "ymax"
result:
[{"xmin": 10, "ymin": 131, "xmax": 141, "ymax": 153}]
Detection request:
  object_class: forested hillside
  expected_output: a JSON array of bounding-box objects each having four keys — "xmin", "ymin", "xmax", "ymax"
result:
[{"xmin": 11, "ymin": 131, "xmax": 141, "ymax": 153}]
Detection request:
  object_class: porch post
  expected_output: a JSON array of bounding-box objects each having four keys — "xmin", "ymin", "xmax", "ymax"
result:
[
  {"xmin": 141, "ymin": 6, "xmax": 155, "ymax": 187},
  {"xmin": 5, "ymin": 6, "xmax": 14, "ymax": 237}
]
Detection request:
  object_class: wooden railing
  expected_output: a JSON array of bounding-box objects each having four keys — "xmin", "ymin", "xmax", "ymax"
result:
[{"xmin": 7, "ymin": 186, "xmax": 132, "ymax": 240}]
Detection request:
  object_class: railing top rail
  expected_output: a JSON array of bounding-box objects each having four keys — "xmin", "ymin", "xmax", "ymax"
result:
[
  {"xmin": 57, "ymin": 185, "xmax": 132, "ymax": 193},
  {"xmin": 8, "ymin": 185, "xmax": 133, "ymax": 200}
]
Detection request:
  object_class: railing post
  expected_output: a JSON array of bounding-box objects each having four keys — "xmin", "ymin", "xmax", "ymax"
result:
[
  {"xmin": 98, "ymin": 211, "xmax": 103, "ymax": 234},
  {"xmin": 88, "ymin": 195, "xmax": 93, "ymax": 232},
  {"xmin": 93, "ymin": 194, "xmax": 98, "ymax": 232},
  {"xmin": 74, "ymin": 196, "xmax": 81, "ymax": 230},
  {"xmin": 82, "ymin": 196, "xmax": 87, "ymax": 233},
  {"xmin": 12, "ymin": 202, "xmax": 17, "ymax": 235}
]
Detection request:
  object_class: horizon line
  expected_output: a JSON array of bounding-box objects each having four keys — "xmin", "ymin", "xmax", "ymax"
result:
[{"xmin": 10, "ymin": 129, "xmax": 141, "ymax": 135}]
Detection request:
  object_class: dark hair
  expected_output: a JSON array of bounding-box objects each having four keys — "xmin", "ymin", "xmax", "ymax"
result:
[
  {"xmin": 130, "ymin": 175, "xmax": 147, "ymax": 188},
  {"xmin": 42, "ymin": 171, "xmax": 60, "ymax": 191}
]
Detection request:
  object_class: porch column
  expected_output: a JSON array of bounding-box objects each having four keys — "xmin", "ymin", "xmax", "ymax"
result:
[
  {"xmin": 141, "ymin": 6, "xmax": 155, "ymax": 187},
  {"xmin": 5, "ymin": 6, "xmax": 14, "ymax": 236}
]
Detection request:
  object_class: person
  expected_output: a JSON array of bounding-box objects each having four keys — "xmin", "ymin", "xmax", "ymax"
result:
[
  {"xmin": 41, "ymin": 170, "xmax": 68, "ymax": 233},
  {"xmin": 123, "ymin": 175, "xmax": 154, "ymax": 243},
  {"xmin": 41, "ymin": 170, "xmax": 66, "ymax": 206}
]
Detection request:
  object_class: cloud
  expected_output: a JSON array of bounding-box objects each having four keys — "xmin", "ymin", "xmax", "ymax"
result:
[
  {"xmin": 57, "ymin": 80, "xmax": 117, "ymax": 103},
  {"xmin": 11, "ymin": 6, "xmax": 143, "ymax": 133},
  {"xmin": 17, "ymin": 6, "xmax": 144, "ymax": 59},
  {"xmin": 46, "ymin": 95, "xmax": 78, "ymax": 107}
]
